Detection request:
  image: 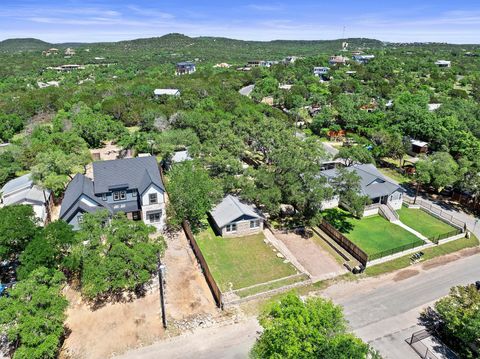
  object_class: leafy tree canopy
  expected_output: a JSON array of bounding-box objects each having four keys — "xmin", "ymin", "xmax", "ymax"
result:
[{"xmin": 251, "ymin": 293, "xmax": 377, "ymax": 359}]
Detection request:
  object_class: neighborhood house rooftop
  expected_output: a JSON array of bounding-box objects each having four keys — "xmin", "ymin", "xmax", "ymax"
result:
[
  {"xmin": 210, "ymin": 195, "xmax": 261, "ymax": 228},
  {"xmin": 154, "ymin": 89, "xmax": 180, "ymax": 96},
  {"xmin": 92, "ymin": 156, "xmax": 164, "ymax": 195}
]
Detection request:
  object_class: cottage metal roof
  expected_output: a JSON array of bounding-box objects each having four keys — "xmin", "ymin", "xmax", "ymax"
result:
[
  {"xmin": 210, "ymin": 195, "xmax": 262, "ymax": 228},
  {"xmin": 1, "ymin": 173, "xmax": 50, "ymax": 206}
]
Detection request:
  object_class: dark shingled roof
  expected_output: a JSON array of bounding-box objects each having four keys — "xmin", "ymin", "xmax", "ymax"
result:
[
  {"xmin": 59, "ymin": 174, "xmax": 106, "ymax": 219},
  {"xmin": 92, "ymin": 156, "xmax": 164, "ymax": 195}
]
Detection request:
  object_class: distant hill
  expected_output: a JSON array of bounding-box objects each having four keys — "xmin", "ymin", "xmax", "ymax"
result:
[
  {"xmin": 0, "ymin": 33, "xmax": 384, "ymax": 57},
  {"xmin": 0, "ymin": 38, "xmax": 52, "ymax": 52},
  {"xmin": 0, "ymin": 34, "xmax": 475, "ymax": 60}
]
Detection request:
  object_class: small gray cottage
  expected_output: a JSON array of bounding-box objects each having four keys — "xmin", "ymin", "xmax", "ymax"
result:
[
  {"xmin": 210, "ymin": 195, "xmax": 264, "ymax": 237},
  {"xmin": 60, "ymin": 156, "xmax": 166, "ymax": 230},
  {"xmin": 0, "ymin": 173, "xmax": 52, "ymax": 226}
]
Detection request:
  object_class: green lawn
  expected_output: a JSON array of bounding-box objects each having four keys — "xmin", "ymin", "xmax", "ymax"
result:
[
  {"xmin": 196, "ymin": 227, "xmax": 298, "ymax": 291},
  {"xmin": 341, "ymin": 215, "xmax": 424, "ymax": 257},
  {"xmin": 397, "ymin": 207, "xmax": 456, "ymax": 239}
]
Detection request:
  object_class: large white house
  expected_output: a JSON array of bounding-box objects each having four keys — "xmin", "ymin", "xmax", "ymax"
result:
[
  {"xmin": 320, "ymin": 164, "xmax": 405, "ymax": 214},
  {"xmin": 60, "ymin": 156, "xmax": 166, "ymax": 230}
]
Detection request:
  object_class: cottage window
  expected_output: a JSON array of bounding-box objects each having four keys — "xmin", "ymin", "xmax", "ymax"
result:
[
  {"xmin": 149, "ymin": 211, "xmax": 162, "ymax": 223},
  {"xmin": 149, "ymin": 193, "xmax": 158, "ymax": 204},
  {"xmin": 113, "ymin": 191, "xmax": 126, "ymax": 201},
  {"xmin": 102, "ymin": 193, "xmax": 107, "ymax": 201},
  {"xmin": 225, "ymin": 223, "xmax": 237, "ymax": 233},
  {"xmin": 250, "ymin": 220, "xmax": 260, "ymax": 229},
  {"xmin": 78, "ymin": 214, "xmax": 84, "ymax": 223}
]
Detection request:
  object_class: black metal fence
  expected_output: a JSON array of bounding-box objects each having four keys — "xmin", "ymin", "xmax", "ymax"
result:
[
  {"xmin": 368, "ymin": 240, "xmax": 425, "ymax": 261},
  {"xmin": 407, "ymin": 329, "xmax": 440, "ymax": 359},
  {"xmin": 428, "ymin": 229, "xmax": 463, "ymax": 244}
]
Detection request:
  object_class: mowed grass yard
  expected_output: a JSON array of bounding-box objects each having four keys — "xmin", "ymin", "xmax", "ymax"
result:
[
  {"xmin": 342, "ymin": 215, "xmax": 424, "ymax": 256},
  {"xmin": 196, "ymin": 227, "xmax": 298, "ymax": 291},
  {"xmin": 397, "ymin": 207, "xmax": 456, "ymax": 239}
]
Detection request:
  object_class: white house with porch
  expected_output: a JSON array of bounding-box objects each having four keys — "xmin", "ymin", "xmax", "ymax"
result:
[{"xmin": 320, "ymin": 164, "xmax": 405, "ymax": 216}]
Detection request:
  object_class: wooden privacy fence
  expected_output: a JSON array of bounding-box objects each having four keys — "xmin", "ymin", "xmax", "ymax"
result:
[
  {"xmin": 319, "ymin": 220, "xmax": 368, "ymax": 267},
  {"xmin": 182, "ymin": 220, "xmax": 223, "ymax": 309}
]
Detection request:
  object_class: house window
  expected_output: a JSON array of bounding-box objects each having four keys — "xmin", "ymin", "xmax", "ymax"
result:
[
  {"xmin": 149, "ymin": 211, "xmax": 162, "ymax": 223},
  {"xmin": 113, "ymin": 191, "xmax": 126, "ymax": 201},
  {"xmin": 225, "ymin": 223, "xmax": 237, "ymax": 233},
  {"xmin": 78, "ymin": 214, "xmax": 84, "ymax": 223},
  {"xmin": 250, "ymin": 220, "xmax": 260, "ymax": 229},
  {"xmin": 149, "ymin": 193, "xmax": 158, "ymax": 205},
  {"xmin": 102, "ymin": 193, "xmax": 107, "ymax": 201},
  {"xmin": 132, "ymin": 191, "xmax": 137, "ymax": 197}
]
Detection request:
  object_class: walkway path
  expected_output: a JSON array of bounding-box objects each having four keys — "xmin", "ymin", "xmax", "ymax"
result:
[{"xmin": 392, "ymin": 220, "xmax": 429, "ymax": 241}]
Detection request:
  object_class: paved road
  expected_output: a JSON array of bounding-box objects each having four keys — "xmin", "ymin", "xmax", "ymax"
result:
[
  {"xmin": 327, "ymin": 253, "xmax": 479, "ymax": 358},
  {"xmin": 115, "ymin": 253, "xmax": 479, "ymax": 359},
  {"xmin": 239, "ymin": 84, "xmax": 255, "ymax": 97},
  {"xmin": 116, "ymin": 317, "xmax": 260, "ymax": 359}
]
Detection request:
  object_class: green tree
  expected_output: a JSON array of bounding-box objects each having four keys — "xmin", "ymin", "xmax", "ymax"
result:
[
  {"xmin": 29, "ymin": 131, "xmax": 91, "ymax": 196},
  {"xmin": 0, "ymin": 114, "xmax": 24, "ymax": 142},
  {"xmin": 415, "ymin": 152, "xmax": 458, "ymax": 193},
  {"xmin": 434, "ymin": 284, "xmax": 480, "ymax": 358},
  {"xmin": 17, "ymin": 220, "xmax": 77, "ymax": 280},
  {"xmin": 251, "ymin": 293, "xmax": 376, "ymax": 359},
  {"xmin": 0, "ymin": 150, "xmax": 22, "ymax": 187},
  {"xmin": 330, "ymin": 167, "xmax": 370, "ymax": 217},
  {"xmin": 335, "ymin": 146, "xmax": 375, "ymax": 167},
  {"xmin": 0, "ymin": 205, "xmax": 38, "ymax": 261},
  {"xmin": 76, "ymin": 211, "xmax": 165, "ymax": 300},
  {"xmin": 166, "ymin": 161, "xmax": 221, "ymax": 230},
  {"xmin": 0, "ymin": 267, "xmax": 68, "ymax": 359}
]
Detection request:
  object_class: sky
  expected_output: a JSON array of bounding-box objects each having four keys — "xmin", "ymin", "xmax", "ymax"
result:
[{"xmin": 1, "ymin": 0, "xmax": 480, "ymax": 44}]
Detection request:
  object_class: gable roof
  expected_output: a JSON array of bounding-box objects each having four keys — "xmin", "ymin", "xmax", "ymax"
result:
[
  {"xmin": 210, "ymin": 195, "xmax": 262, "ymax": 228},
  {"xmin": 60, "ymin": 173, "xmax": 104, "ymax": 218},
  {"xmin": 321, "ymin": 164, "xmax": 404, "ymax": 199},
  {"xmin": 1, "ymin": 173, "xmax": 33, "ymax": 196},
  {"xmin": 1, "ymin": 173, "xmax": 50, "ymax": 206},
  {"xmin": 92, "ymin": 156, "xmax": 164, "ymax": 195}
]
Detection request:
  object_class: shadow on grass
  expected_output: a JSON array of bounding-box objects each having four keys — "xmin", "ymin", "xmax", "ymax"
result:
[{"xmin": 322, "ymin": 208, "xmax": 355, "ymax": 233}]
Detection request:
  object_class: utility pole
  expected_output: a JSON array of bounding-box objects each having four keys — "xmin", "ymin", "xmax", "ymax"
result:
[{"xmin": 157, "ymin": 253, "xmax": 167, "ymax": 329}]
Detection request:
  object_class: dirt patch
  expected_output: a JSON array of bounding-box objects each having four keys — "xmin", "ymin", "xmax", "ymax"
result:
[
  {"xmin": 61, "ymin": 287, "xmax": 165, "ymax": 359},
  {"xmin": 422, "ymin": 254, "xmax": 461, "ymax": 270},
  {"xmin": 61, "ymin": 231, "xmax": 220, "ymax": 359},
  {"xmin": 273, "ymin": 230, "xmax": 344, "ymax": 279},
  {"xmin": 460, "ymin": 246, "xmax": 480, "ymax": 257},
  {"xmin": 393, "ymin": 269, "xmax": 419, "ymax": 282},
  {"xmin": 85, "ymin": 142, "xmax": 124, "ymax": 179},
  {"xmin": 162, "ymin": 231, "xmax": 219, "ymax": 320}
]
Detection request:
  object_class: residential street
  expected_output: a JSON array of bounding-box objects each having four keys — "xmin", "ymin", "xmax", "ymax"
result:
[{"xmin": 116, "ymin": 250, "xmax": 480, "ymax": 359}]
